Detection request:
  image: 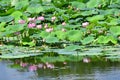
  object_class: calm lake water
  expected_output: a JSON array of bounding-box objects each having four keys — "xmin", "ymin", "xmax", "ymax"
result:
[{"xmin": 0, "ymin": 60, "xmax": 120, "ymax": 80}]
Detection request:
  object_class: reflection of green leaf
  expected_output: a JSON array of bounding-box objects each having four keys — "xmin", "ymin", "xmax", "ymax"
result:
[
  {"xmin": 41, "ymin": 56, "xmax": 67, "ymax": 62},
  {"xmin": 0, "ymin": 16, "xmax": 14, "ymax": 22}
]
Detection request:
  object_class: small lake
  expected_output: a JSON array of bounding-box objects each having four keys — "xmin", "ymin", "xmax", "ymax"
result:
[{"xmin": 1, "ymin": 60, "xmax": 120, "ymax": 80}]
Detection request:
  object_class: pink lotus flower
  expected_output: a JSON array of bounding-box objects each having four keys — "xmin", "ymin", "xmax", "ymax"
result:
[
  {"xmin": 62, "ymin": 22, "xmax": 66, "ymax": 26},
  {"xmin": 37, "ymin": 16, "xmax": 45, "ymax": 21},
  {"xmin": 18, "ymin": 20, "xmax": 26, "ymax": 24},
  {"xmin": 46, "ymin": 28, "xmax": 53, "ymax": 32},
  {"xmin": 44, "ymin": 24, "xmax": 48, "ymax": 28},
  {"xmin": 82, "ymin": 22, "xmax": 89, "ymax": 27},
  {"xmin": 51, "ymin": 16, "xmax": 56, "ymax": 22},
  {"xmin": 28, "ymin": 23, "xmax": 36, "ymax": 28},
  {"xmin": 28, "ymin": 17, "xmax": 36, "ymax": 23},
  {"xmin": 29, "ymin": 65, "xmax": 37, "ymax": 71},
  {"xmin": 36, "ymin": 25, "xmax": 42, "ymax": 29}
]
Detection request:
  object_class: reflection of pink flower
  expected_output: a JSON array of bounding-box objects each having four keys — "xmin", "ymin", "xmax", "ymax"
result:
[
  {"xmin": 29, "ymin": 65, "xmax": 37, "ymax": 71},
  {"xmin": 46, "ymin": 64, "xmax": 54, "ymax": 69},
  {"xmin": 36, "ymin": 25, "xmax": 42, "ymax": 29},
  {"xmin": 37, "ymin": 16, "xmax": 45, "ymax": 21},
  {"xmin": 46, "ymin": 28, "xmax": 53, "ymax": 32},
  {"xmin": 82, "ymin": 22, "xmax": 89, "ymax": 27},
  {"xmin": 51, "ymin": 16, "xmax": 56, "ymax": 22},
  {"xmin": 83, "ymin": 58, "xmax": 90, "ymax": 63},
  {"xmin": 63, "ymin": 62, "xmax": 67, "ymax": 64},
  {"xmin": 20, "ymin": 62, "xmax": 28, "ymax": 67},
  {"xmin": 46, "ymin": 62, "xmax": 55, "ymax": 69},
  {"xmin": 28, "ymin": 23, "xmax": 36, "ymax": 28},
  {"xmin": 18, "ymin": 20, "xmax": 26, "ymax": 24},
  {"xmin": 62, "ymin": 22, "xmax": 66, "ymax": 26},
  {"xmin": 38, "ymin": 64, "xmax": 43, "ymax": 68}
]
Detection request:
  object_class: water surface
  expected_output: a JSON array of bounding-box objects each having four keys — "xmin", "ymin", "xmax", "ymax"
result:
[{"xmin": 0, "ymin": 60, "xmax": 120, "ymax": 80}]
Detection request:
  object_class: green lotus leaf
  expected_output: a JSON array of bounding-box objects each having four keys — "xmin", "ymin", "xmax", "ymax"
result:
[
  {"xmin": 45, "ymin": 36, "xmax": 59, "ymax": 43},
  {"xmin": 66, "ymin": 30, "xmax": 83, "ymax": 42},
  {"xmin": 65, "ymin": 45, "xmax": 81, "ymax": 51},
  {"xmin": 81, "ymin": 36, "xmax": 94, "ymax": 45},
  {"xmin": 0, "ymin": 16, "xmax": 14, "ymax": 22},
  {"xmin": 110, "ymin": 26, "xmax": 120, "ymax": 36},
  {"xmin": 87, "ymin": 15, "xmax": 105, "ymax": 22}
]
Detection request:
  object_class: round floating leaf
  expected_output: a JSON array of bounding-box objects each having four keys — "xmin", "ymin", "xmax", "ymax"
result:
[
  {"xmin": 65, "ymin": 45, "xmax": 81, "ymax": 51},
  {"xmin": 71, "ymin": 1, "xmax": 86, "ymax": 9},
  {"xmin": 108, "ymin": 19, "xmax": 119, "ymax": 25},
  {"xmin": 81, "ymin": 10, "xmax": 98, "ymax": 16},
  {"xmin": 66, "ymin": 30, "xmax": 83, "ymax": 42},
  {"xmin": 97, "ymin": 36, "xmax": 117, "ymax": 44},
  {"xmin": 45, "ymin": 36, "xmax": 59, "ymax": 43},
  {"xmin": 27, "ymin": 4, "xmax": 44, "ymax": 13},
  {"xmin": 11, "ymin": 11, "xmax": 23, "ymax": 23},
  {"xmin": 87, "ymin": 0, "xmax": 102, "ymax": 8},
  {"xmin": 110, "ymin": 26, "xmax": 120, "ymax": 36},
  {"xmin": 15, "ymin": 0, "xmax": 29, "ymax": 10},
  {"xmin": 55, "ymin": 31, "xmax": 66, "ymax": 40},
  {"xmin": 87, "ymin": 15, "xmax": 104, "ymax": 22},
  {"xmin": 97, "ymin": 36, "xmax": 108, "ymax": 44},
  {"xmin": 81, "ymin": 36, "xmax": 94, "ymax": 45},
  {"xmin": 0, "ymin": 16, "xmax": 14, "ymax": 22},
  {"xmin": 40, "ymin": 31, "xmax": 49, "ymax": 38}
]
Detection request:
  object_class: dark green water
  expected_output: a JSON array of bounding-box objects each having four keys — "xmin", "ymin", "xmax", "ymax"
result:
[{"xmin": 0, "ymin": 60, "xmax": 120, "ymax": 80}]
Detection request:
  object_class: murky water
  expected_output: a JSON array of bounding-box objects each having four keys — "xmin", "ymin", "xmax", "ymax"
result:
[{"xmin": 0, "ymin": 60, "xmax": 120, "ymax": 80}]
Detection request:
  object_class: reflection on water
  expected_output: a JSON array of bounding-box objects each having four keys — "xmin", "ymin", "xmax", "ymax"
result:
[{"xmin": 0, "ymin": 60, "xmax": 120, "ymax": 80}]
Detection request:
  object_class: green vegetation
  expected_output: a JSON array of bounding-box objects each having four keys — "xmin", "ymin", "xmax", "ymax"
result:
[{"xmin": 0, "ymin": 0, "xmax": 120, "ymax": 61}]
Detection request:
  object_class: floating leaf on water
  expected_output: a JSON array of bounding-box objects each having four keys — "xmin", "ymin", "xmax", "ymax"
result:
[
  {"xmin": 70, "ymin": 1, "xmax": 86, "ymax": 9},
  {"xmin": 87, "ymin": 15, "xmax": 104, "ymax": 22},
  {"xmin": 66, "ymin": 30, "xmax": 83, "ymax": 42},
  {"xmin": 65, "ymin": 45, "xmax": 81, "ymax": 51},
  {"xmin": 0, "ymin": 16, "xmax": 14, "ymax": 22},
  {"xmin": 45, "ymin": 36, "xmax": 59, "ymax": 43},
  {"xmin": 81, "ymin": 36, "xmax": 94, "ymax": 45},
  {"xmin": 110, "ymin": 26, "xmax": 120, "ymax": 36}
]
